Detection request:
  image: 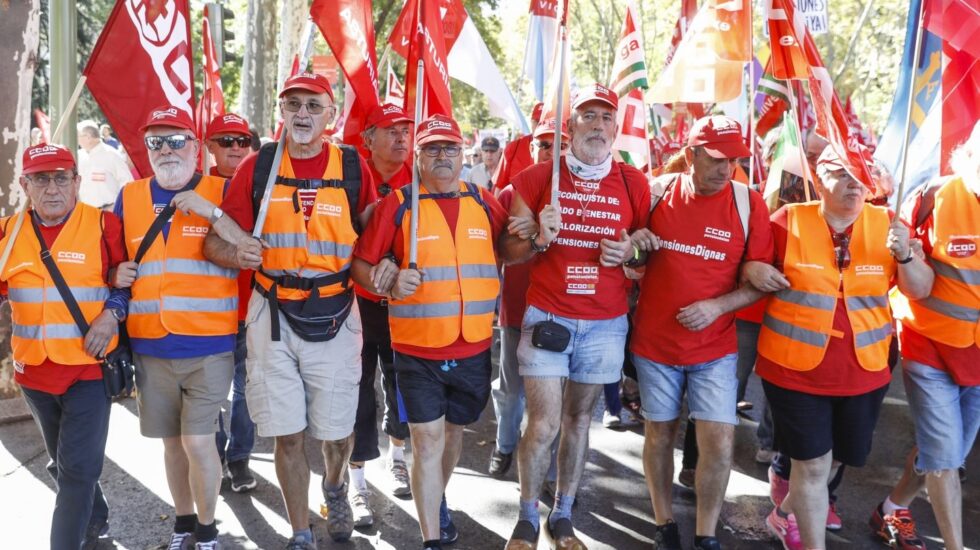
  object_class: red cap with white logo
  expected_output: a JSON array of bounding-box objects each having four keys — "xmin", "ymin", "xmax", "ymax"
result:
[
  {"xmin": 571, "ymin": 83, "xmax": 619, "ymax": 111},
  {"xmin": 415, "ymin": 114, "xmax": 464, "ymax": 146},
  {"xmin": 279, "ymin": 72, "xmax": 335, "ymax": 101},
  {"xmin": 22, "ymin": 143, "xmax": 76, "ymax": 174},
  {"xmin": 687, "ymin": 115, "xmax": 751, "ymax": 159},
  {"xmin": 365, "ymin": 103, "xmax": 413, "ymax": 130},
  {"xmin": 207, "ymin": 113, "xmax": 251, "ymax": 136},
  {"xmin": 140, "ymin": 105, "xmax": 197, "ymax": 135},
  {"xmin": 533, "ymin": 118, "xmax": 569, "ymax": 139}
]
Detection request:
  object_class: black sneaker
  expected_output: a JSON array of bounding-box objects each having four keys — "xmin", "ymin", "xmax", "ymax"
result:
[
  {"xmin": 227, "ymin": 459, "xmax": 257, "ymax": 493},
  {"xmin": 439, "ymin": 496, "xmax": 458, "ymax": 545},
  {"xmin": 652, "ymin": 520, "xmax": 681, "ymax": 550},
  {"xmin": 693, "ymin": 536, "xmax": 721, "ymax": 550},
  {"xmin": 488, "ymin": 447, "xmax": 513, "ymax": 477},
  {"xmin": 81, "ymin": 521, "xmax": 109, "ymax": 550}
]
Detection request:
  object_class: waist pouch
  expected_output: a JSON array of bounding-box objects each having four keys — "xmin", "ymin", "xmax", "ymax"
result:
[
  {"xmin": 261, "ymin": 284, "xmax": 354, "ymax": 342},
  {"xmin": 531, "ymin": 319, "xmax": 571, "ymax": 352}
]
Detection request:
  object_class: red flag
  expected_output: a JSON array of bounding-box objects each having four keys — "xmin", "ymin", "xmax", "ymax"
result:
[
  {"xmin": 664, "ymin": 0, "xmax": 699, "ymax": 67},
  {"xmin": 312, "ymin": 0, "xmax": 380, "ymax": 151},
  {"xmin": 83, "ymin": 0, "xmax": 195, "ymax": 177},
  {"xmin": 925, "ymin": 0, "xmax": 980, "ymax": 59},
  {"xmin": 196, "ymin": 5, "xmax": 225, "ymax": 142},
  {"xmin": 33, "ymin": 109, "xmax": 51, "ymax": 143},
  {"xmin": 389, "ymin": 0, "xmax": 453, "ymax": 119}
]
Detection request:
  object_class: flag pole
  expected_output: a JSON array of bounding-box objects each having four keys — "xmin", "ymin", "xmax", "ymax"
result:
[
  {"xmin": 550, "ymin": 25, "xmax": 568, "ymax": 207},
  {"xmin": 747, "ymin": 61, "xmax": 756, "ymax": 189},
  {"xmin": 894, "ymin": 0, "xmax": 927, "ymax": 209},
  {"xmin": 252, "ymin": 19, "xmax": 317, "ymax": 238},
  {"xmin": 785, "ymin": 81, "xmax": 812, "ymax": 202},
  {"xmin": 408, "ymin": 59, "xmax": 424, "ymax": 270}
]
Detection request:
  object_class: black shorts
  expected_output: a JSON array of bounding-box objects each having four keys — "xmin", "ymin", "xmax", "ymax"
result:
[
  {"xmin": 763, "ymin": 380, "xmax": 889, "ymax": 466},
  {"xmin": 394, "ymin": 350, "xmax": 492, "ymax": 425}
]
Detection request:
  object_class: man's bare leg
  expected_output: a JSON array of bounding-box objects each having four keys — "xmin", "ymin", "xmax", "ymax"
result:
[{"xmin": 693, "ymin": 420, "xmax": 734, "ymax": 536}]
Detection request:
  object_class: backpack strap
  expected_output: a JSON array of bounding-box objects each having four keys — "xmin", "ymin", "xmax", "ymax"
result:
[
  {"xmin": 393, "ymin": 182, "xmax": 491, "ymax": 233},
  {"xmin": 731, "ymin": 181, "xmax": 751, "ymax": 239}
]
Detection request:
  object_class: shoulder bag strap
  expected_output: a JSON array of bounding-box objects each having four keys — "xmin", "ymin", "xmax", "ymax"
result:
[
  {"xmin": 30, "ymin": 215, "xmax": 90, "ymax": 334},
  {"xmin": 133, "ymin": 174, "xmax": 202, "ymax": 264}
]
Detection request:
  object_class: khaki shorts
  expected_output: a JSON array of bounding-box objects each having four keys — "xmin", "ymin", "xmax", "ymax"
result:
[
  {"xmin": 244, "ymin": 290, "xmax": 362, "ymax": 441},
  {"xmin": 134, "ymin": 351, "xmax": 234, "ymax": 438}
]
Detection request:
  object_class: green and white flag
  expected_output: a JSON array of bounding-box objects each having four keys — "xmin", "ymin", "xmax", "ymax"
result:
[{"xmin": 764, "ymin": 113, "xmax": 810, "ymax": 208}]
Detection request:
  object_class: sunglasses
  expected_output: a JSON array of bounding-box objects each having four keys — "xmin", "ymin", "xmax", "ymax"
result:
[
  {"xmin": 832, "ymin": 231, "xmax": 851, "ymax": 270},
  {"xmin": 210, "ymin": 135, "xmax": 252, "ymax": 149},
  {"xmin": 281, "ymin": 98, "xmax": 329, "ymax": 114},
  {"xmin": 421, "ymin": 144, "xmax": 463, "ymax": 157},
  {"xmin": 144, "ymin": 134, "xmax": 195, "ymax": 151},
  {"xmin": 535, "ymin": 140, "xmax": 569, "ymax": 151}
]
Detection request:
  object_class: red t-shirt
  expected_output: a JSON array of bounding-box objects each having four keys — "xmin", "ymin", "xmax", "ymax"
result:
[
  {"xmin": 755, "ymin": 206, "xmax": 892, "ymax": 396},
  {"xmin": 497, "ymin": 185, "xmax": 532, "ymax": 328},
  {"xmin": 898, "ymin": 191, "xmax": 980, "ymax": 385},
  {"xmin": 493, "ymin": 135, "xmax": 533, "ymax": 191},
  {"xmin": 3, "ymin": 211, "xmax": 127, "ymax": 395},
  {"xmin": 631, "ymin": 176, "xmax": 774, "ymax": 365},
  {"xmin": 513, "ymin": 160, "xmax": 651, "ymax": 320},
  {"xmin": 354, "ymin": 184, "xmax": 508, "ymax": 360},
  {"xmin": 355, "ymin": 160, "xmax": 414, "ymax": 302}
]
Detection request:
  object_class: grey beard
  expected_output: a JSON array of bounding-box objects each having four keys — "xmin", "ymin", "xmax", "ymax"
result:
[{"xmin": 153, "ymin": 159, "xmax": 196, "ymax": 189}]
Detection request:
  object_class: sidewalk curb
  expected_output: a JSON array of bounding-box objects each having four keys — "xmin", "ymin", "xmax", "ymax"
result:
[{"xmin": 0, "ymin": 397, "xmax": 30, "ymax": 426}]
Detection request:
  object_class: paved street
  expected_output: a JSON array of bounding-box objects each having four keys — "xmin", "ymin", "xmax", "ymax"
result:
[{"xmin": 1, "ymin": 369, "xmax": 977, "ymax": 549}]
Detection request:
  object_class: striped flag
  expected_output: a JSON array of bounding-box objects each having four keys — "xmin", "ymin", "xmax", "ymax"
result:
[
  {"xmin": 609, "ymin": 0, "xmax": 649, "ymax": 169},
  {"xmin": 522, "ymin": 0, "xmax": 559, "ymax": 102},
  {"xmin": 764, "ymin": 114, "xmax": 809, "ymax": 210}
]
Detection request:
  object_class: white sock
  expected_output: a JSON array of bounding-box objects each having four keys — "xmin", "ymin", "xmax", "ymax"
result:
[
  {"xmin": 350, "ymin": 466, "xmax": 367, "ymax": 492},
  {"xmin": 388, "ymin": 444, "xmax": 405, "ymax": 463},
  {"xmin": 882, "ymin": 496, "xmax": 906, "ymax": 515}
]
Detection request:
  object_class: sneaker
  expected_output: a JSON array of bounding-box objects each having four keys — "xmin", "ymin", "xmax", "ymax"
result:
[
  {"xmin": 195, "ymin": 541, "xmax": 220, "ymax": 550},
  {"xmin": 440, "ymin": 495, "xmax": 458, "ymax": 545},
  {"xmin": 351, "ymin": 488, "xmax": 374, "ymax": 528},
  {"xmin": 320, "ymin": 480, "xmax": 354, "ymax": 542},
  {"xmin": 81, "ymin": 521, "xmax": 109, "ymax": 550},
  {"xmin": 505, "ymin": 520, "xmax": 539, "ymax": 550},
  {"xmin": 227, "ymin": 459, "xmax": 257, "ymax": 493},
  {"xmin": 766, "ymin": 508, "xmax": 803, "ymax": 550},
  {"xmin": 544, "ymin": 517, "xmax": 587, "ymax": 549},
  {"xmin": 678, "ymin": 468, "xmax": 696, "ymax": 489},
  {"xmin": 651, "ymin": 520, "xmax": 681, "ymax": 550},
  {"xmin": 167, "ymin": 532, "xmax": 195, "ymax": 550},
  {"xmin": 285, "ymin": 529, "xmax": 317, "ymax": 550},
  {"xmin": 869, "ymin": 503, "xmax": 926, "ymax": 549},
  {"xmin": 489, "ymin": 447, "xmax": 514, "ymax": 477},
  {"xmin": 826, "ymin": 500, "xmax": 842, "ymax": 531},
  {"xmin": 754, "ymin": 448, "xmax": 776, "ymax": 464},
  {"xmin": 388, "ymin": 458, "xmax": 412, "ymax": 497},
  {"xmin": 602, "ymin": 410, "xmax": 621, "ymax": 428},
  {"xmin": 768, "ymin": 466, "xmax": 789, "ymax": 508},
  {"xmin": 693, "ymin": 536, "xmax": 722, "ymax": 550}
]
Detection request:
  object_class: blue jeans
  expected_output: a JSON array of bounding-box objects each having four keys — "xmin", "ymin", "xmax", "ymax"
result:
[
  {"xmin": 517, "ymin": 305, "xmax": 628, "ymax": 384},
  {"xmin": 216, "ymin": 324, "xmax": 255, "ymax": 463},
  {"xmin": 22, "ymin": 380, "xmax": 111, "ymax": 550},
  {"xmin": 903, "ymin": 359, "xmax": 980, "ymax": 472},
  {"xmin": 492, "ymin": 326, "xmax": 526, "ymax": 454},
  {"xmin": 633, "ymin": 352, "xmax": 739, "ymax": 425}
]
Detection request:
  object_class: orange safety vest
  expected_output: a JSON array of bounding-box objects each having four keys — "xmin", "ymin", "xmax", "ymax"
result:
[
  {"xmin": 758, "ymin": 202, "xmax": 895, "ymax": 371},
  {"xmin": 122, "ymin": 176, "xmax": 238, "ymax": 338},
  {"xmin": 254, "ymin": 144, "xmax": 358, "ymax": 301},
  {"xmin": 0, "ymin": 204, "xmax": 118, "ymax": 365},
  {"xmin": 899, "ymin": 177, "xmax": 980, "ymax": 347},
  {"xmin": 388, "ymin": 182, "xmax": 500, "ymax": 348}
]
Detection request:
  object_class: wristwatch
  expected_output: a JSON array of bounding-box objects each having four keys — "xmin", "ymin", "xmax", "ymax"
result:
[
  {"xmin": 208, "ymin": 206, "xmax": 225, "ymax": 225},
  {"xmin": 897, "ymin": 250, "xmax": 915, "ymax": 264},
  {"xmin": 109, "ymin": 307, "xmax": 126, "ymax": 322},
  {"xmin": 529, "ymin": 233, "xmax": 550, "ymax": 253}
]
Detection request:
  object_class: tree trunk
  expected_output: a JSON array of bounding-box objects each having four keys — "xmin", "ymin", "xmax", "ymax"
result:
[
  {"xmin": 277, "ymin": 0, "xmax": 307, "ymax": 89},
  {"xmin": 0, "ymin": 0, "xmax": 40, "ymax": 397},
  {"xmin": 239, "ymin": 0, "xmax": 279, "ymax": 136}
]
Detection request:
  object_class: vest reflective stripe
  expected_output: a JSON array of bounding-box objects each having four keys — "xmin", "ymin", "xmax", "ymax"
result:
[
  {"xmin": 900, "ymin": 177, "xmax": 980, "ymax": 348},
  {"xmin": 0, "ymin": 204, "xmax": 118, "ymax": 365},
  {"xmin": 255, "ymin": 144, "xmax": 357, "ymax": 301},
  {"xmin": 757, "ymin": 202, "xmax": 895, "ymax": 371},
  {"xmin": 388, "ymin": 182, "xmax": 501, "ymax": 348},
  {"xmin": 123, "ymin": 176, "xmax": 238, "ymax": 338}
]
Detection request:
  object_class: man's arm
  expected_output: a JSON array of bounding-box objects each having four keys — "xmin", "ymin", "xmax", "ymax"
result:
[
  {"xmin": 676, "ymin": 284, "xmax": 768, "ymax": 332},
  {"xmin": 499, "ymin": 190, "xmax": 559, "ymax": 265}
]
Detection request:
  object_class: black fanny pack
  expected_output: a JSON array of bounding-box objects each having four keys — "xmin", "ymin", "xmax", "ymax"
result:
[{"xmin": 531, "ymin": 319, "xmax": 571, "ymax": 352}]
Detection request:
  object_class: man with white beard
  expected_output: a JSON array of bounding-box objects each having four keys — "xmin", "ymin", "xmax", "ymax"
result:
[{"xmin": 113, "ymin": 106, "xmax": 249, "ymax": 550}]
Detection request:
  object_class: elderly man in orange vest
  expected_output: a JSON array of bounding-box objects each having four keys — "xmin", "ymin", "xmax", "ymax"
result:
[
  {"xmin": 352, "ymin": 114, "xmax": 511, "ymax": 550},
  {"xmin": 742, "ymin": 146, "xmax": 933, "ymax": 550},
  {"xmin": 113, "ymin": 106, "xmax": 249, "ymax": 550}
]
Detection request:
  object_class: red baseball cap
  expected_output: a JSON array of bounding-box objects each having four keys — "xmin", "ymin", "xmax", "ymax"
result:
[
  {"xmin": 22, "ymin": 143, "xmax": 75, "ymax": 175},
  {"xmin": 207, "ymin": 113, "xmax": 250, "ymax": 136},
  {"xmin": 571, "ymin": 83, "xmax": 619, "ymax": 111},
  {"xmin": 533, "ymin": 118, "xmax": 569, "ymax": 139},
  {"xmin": 687, "ymin": 115, "xmax": 751, "ymax": 159},
  {"xmin": 140, "ymin": 105, "xmax": 197, "ymax": 135},
  {"xmin": 816, "ymin": 144, "xmax": 871, "ymax": 182},
  {"xmin": 279, "ymin": 72, "xmax": 335, "ymax": 101},
  {"xmin": 365, "ymin": 103, "xmax": 413, "ymax": 130},
  {"xmin": 415, "ymin": 114, "xmax": 464, "ymax": 146}
]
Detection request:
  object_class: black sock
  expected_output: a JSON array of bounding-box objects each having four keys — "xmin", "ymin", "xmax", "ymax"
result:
[
  {"xmin": 422, "ymin": 540, "xmax": 442, "ymax": 550},
  {"xmin": 174, "ymin": 514, "xmax": 198, "ymax": 534},
  {"xmin": 195, "ymin": 521, "xmax": 218, "ymax": 543},
  {"xmin": 694, "ymin": 535, "xmax": 713, "ymax": 546}
]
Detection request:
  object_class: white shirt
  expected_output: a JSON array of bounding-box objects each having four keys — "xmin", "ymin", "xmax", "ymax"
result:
[
  {"xmin": 466, "ymin": 163, "xmax": 495, "ymax": 189},
  {"xmin": 77, "ymin": 142, "xmax": 132, "ymax": 208}
]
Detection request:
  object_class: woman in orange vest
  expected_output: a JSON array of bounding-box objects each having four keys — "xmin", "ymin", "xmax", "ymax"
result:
[
  {"xmin": 743, "ymin": 146, "xmax": 934, "ymax": 550},
  {"xmin": 351, "ymin": 115, "xmax": 509, "ymax": 550}
]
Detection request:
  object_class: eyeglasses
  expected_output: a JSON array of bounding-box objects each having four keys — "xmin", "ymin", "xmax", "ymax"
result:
[
  {"xmin": 832, "ymin": 231, "xmax": 851, "ymax": 270},
  {"xmin": 421, "ymin": 144, "xmax": 463, "ymax": 157},
  {"xmin": 210, "ymin": 135, "xmax": 252, "ymax": 149},
  {"xmin": 144, "ymin": 134, "xmax": 195, "ymax": 151},
  {"xmin": 281, "ymin": 98, "xmax": 328, "ymax": 114},
  {"xmin": 27, "ymin": 173, "xmax": 74, "ymax": 188},
  {"xmin": 535, "ymin": 140, "xmax": 569, "ymax": 151}
]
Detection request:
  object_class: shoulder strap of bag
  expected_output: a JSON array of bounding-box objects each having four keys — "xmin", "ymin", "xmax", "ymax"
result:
[
  {"xmin": 30, "ymin": 214, "xmax": 90, "ymax": 334},
  {"xmin": 731, "ymin": 181, "xmax": 751, "ymax": 239},
  {"xmin": 133, "ymin": 174, "xmax": 202, "ymax": 264}
]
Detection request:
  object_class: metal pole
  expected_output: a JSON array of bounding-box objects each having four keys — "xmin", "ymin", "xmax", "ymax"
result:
[
  {"xmin": 747, "ymin": 61, "xmax": 756, "ymax": 189},
  {"xmin": 408, "ymin": 59, "xmax": 424, "ymax": 269},
  {"xmin": 49, "ymin": 0, "xmax": 78, "ymax": 153},
  {"xmin": 785, "ymin": 81, "xmax": 812, "ymax": 202},
  {"xmin": 894, "ymin": 0, "xmax": 927, "ymax": 208},
  {"xmin": 550, "ymin": 26, "xmax": 568, "ymax": 207}
]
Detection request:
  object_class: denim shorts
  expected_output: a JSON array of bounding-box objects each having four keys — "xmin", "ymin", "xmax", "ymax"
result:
[
  {"xmin": 632, "ymin": 352, "xmax": 738, "ymax": 425},
  {"xmin": 517, "ymin": 305, "xmax": 627, "ymax": 385},
  {"xmin": 903, "ymin": 359, "xmax": 980, "ymax": 472}
]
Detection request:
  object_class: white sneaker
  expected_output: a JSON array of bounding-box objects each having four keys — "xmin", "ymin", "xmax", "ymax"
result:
[
  {"xmin": 602, "ymin": 410, "xmax": 621, "ymax": 428},
  {"xmin": 350, "ymin": 488, "xmax": 374, "ymax": 527},
  {"xmin": 755, "ymin": 448, "xmax": 776, "ymax": 464}
]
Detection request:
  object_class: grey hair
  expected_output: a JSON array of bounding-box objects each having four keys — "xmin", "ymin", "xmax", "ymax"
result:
[{"xmin": 77, "ymin": 119, "xmax": 100, "ymax": 139}]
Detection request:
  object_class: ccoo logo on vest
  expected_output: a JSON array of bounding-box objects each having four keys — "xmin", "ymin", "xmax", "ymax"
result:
[
  {"xmin": 947, "ymin": 238, "xmax": 977, "ymax": 258},
  {"xmin": 57, "ymin": 251, "xmax": 86, "ymax": 265}
]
